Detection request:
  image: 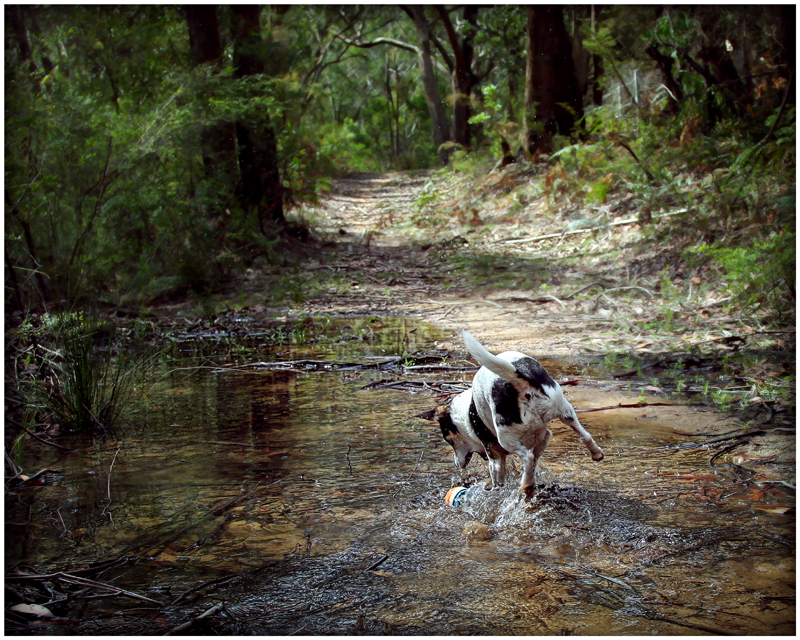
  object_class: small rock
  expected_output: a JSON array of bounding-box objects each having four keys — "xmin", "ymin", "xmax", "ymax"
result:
[{"xmin": 462, "ymin": 520, "xmax": 491, "ymax": 541}]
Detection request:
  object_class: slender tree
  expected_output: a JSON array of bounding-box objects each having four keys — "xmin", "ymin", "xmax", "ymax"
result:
[
  {"xmin": 435, "ymin": 5, "xmax": 479, "ymax": 148},
  {"xmin": 403, "ymin": 6, "xmax": 451, "ymax": 163}
]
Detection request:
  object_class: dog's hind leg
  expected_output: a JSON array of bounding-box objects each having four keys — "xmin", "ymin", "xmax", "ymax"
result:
[
  {"xmin": 560, "ymin": 418, "xmax": 604, "ymax": 461},
  {"xmin": 497, "ymin": 434, "xmax": 540, "ymax": 499},
  {"xmin": 529, "ymin": 428, "xmax": 552, "ymax": 490}
]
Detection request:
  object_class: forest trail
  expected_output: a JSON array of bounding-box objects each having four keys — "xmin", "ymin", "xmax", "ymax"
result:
[{"xmin": 304, "ymin": 169, "xmax": 607, "ymax": 355}]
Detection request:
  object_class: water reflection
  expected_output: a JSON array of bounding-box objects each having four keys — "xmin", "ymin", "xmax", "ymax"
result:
[{"xmin": 5, "ymin": 317, "xmax": 794, "ymax": 635}]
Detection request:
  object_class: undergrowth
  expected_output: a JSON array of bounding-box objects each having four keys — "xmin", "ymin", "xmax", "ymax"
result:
[{"xmin": 9, "ymin": 312, "xmax": 157, "ymax": 436}]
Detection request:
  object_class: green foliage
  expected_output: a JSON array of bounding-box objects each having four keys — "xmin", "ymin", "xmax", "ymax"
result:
[
  {"xmin": 19, "ymin": 313, "xmax": 155, "ymax": 433},
  {"xmin": 4, "ymin": 5, "xmax": 796, "ymax": 320},
  {"xmin": 318, "ymin": 118, "xmax": 384, "ymax": 173},
  {"xmin": 694, "ymin": 231, "xmax": 795, "ymax": 317}
]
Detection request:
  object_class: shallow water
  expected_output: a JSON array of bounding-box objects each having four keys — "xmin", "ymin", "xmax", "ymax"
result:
[{"xmin": 6, "ymin": 318, "xmax": 795, "ymax": 635}]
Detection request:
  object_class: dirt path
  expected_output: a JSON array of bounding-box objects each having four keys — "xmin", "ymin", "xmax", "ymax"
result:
[{"xmin": 301, "ymin": 170, "xmax": 616, "ymax": 354}]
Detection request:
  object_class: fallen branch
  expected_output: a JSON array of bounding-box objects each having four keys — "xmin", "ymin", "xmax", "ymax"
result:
[
  {"xmin": 362, "ymin": 379, "xmax": 469, "ymax": 394},
  {"xmin": 23, "ymin": 427, "xmax": 78, "ymax": 452},
  {"xmin": 168, "ymin": 575, "xmax": 238, "ymax": 608},
  {"xmin": 7, "ymin": 467, "xmax": 63, "ymax": 485},
  {"xmin": 494, "ymin": 294, "xmax": 567, "ymax": 309},
  {"xmin": 364, "ymin": 554, "xmax": 389, "ymax": 572},
  {"xmin": 345, "ymin": 444, "xmax": 354, "ymax": 476},
  {"xmin": 576, "ymin": 401, "xmax": 703, "ymax": 414},
  {"xmin": 165, "ymin": 601, "xmax": 225, "ymax": 635},
  {"xmin": 562, "ymin": 282, "xmax": 607, "ymax": 299},
  {"xmin": 401, "ymin": 364, "xmax": 478, "ymax": 372},
  {"xmin": 7, "ymin": 570, "xmax": 163, "ymax": 606},
  {"xmin": 106, "ymin": 448, "xmax": 121, "ymax": 503},
  {"xmin": 504, "ymin": 209, "xmax": 688, "ymax": 244},
  {"xmin": 651, "ymin": 615, "xmax": 736, "ymax": 636}
]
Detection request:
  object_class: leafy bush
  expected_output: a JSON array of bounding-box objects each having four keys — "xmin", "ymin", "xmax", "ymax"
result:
[
  {"xmin": 696, "ymin": 231, "xmax": 796, "ymax": 318},
  {"xmin": 26, "ymin": 313, "xmax": 154, "ymax": 434}
]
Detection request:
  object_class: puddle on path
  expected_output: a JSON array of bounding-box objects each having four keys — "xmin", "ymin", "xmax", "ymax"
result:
[{"xmin": 5, "ymin": 317, "xmax": 795, "ymax": 635}]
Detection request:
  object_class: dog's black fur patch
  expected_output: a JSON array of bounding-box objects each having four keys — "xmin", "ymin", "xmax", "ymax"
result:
[
  {"xmin": 512, "ymin": 356, "xmax": 555, "ymax": 396},
  {"xmin": 492, "ymin": 379, "xmax": 521, "ymax": 426},
  {"xmin": 468, "ymin": 397, "xmax": 498, "ymax": 447},
  {"xmin": 436, "ymin": 410, "xmax": 459, "ymax": 438}
]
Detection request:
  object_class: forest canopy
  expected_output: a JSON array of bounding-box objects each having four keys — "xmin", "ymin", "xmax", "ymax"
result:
[{"xmin": 4, "ymin": 5, "xmax": 795, "ymax": 315}]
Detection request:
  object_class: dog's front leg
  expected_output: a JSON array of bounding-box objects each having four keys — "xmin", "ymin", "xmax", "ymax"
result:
[{"xmin": 486, "ymin": 450, "xmax": 507, "ymax": 488}]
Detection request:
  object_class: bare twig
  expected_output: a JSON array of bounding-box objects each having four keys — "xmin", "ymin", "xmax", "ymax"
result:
[
  {"xmin": 7, "ymin": 571, "xmax": 164, "ymax": 606},
  {"xmin": 504, "ymin": 210, "xmax": 687, "ymax": 244},
  {"xmin": 288, "ymin": 622, "xmax": 310, "ymax": 636},
  {"xmin": 345, "ymin": 444, "xmax": 353, "ymax": 476},
  {"xmin": 364, "ymin": 554, "xmax": 389, "ymax": 572},
  {"xmin": 576, "ymin": 401, "xmax": 704, "ymax": 414},
  {"xmin": 106, "ymin": 448, "xmax": 121, "ymax": 503},
  {"xmin": 165, "ymin": 601, "xmax": 225, "ymax": 635},
  {"xmin": 650, "ymin": 615, "xmax": 736, "ymax": 636},
  {"xmin": 9, "ymin": 467, "xmax": 62, "ymax": 485},
  {"xmin": 562, "ymin": 282, "xmax": 607, "ymax": 299},
  {"xmin": 168, "ymin": 575, "xmax": 238, "ymax": 608},
  {"xmin": 601, "ymin": 285, "xmax": 655, "ymax": 299},
  {"xmin": 495, "ymin": 294, "xmax": 567, "ymax": 309},
  {"xmin": 22, "ymin": 426, "xmax": 77, "ymax": 452}
]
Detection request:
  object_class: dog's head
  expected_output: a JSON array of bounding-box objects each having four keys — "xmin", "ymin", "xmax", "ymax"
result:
[{"xmin": 418, "ymin": 404, "xmax": 479, "ymax": 468}]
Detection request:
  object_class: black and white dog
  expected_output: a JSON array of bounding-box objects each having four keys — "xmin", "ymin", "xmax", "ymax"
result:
[
  {"xmin": 425, "ymin": 331, "xmax": 604, "ymax": 498},
  {"xmin": 420, "ymin": 390, "xmax": 510, "ymax": 489}
]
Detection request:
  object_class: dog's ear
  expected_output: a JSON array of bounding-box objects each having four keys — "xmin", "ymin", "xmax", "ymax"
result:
[{"xmin": 415, "ymin": 408, "xmax": 437, "ymax": 421}]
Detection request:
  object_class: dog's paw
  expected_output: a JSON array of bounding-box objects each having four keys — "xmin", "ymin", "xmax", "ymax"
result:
[{"xmin": 592, "ymin": 449, "xmax": 604, "ymax": 461}]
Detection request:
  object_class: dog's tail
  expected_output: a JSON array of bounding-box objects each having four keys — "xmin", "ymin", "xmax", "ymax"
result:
[{"xmin": 462, "ymin": 330, "xmax": 518, "ymax": 383}]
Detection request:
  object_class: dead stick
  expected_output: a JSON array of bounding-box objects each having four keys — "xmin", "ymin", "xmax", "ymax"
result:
[
  {"xmin": 165, "ymin": 601, "xmax": 225, "ymax": 635},
  {"xmin": 168, "ymin": 575, "xmax": 238, "ymax": 608},
  {"xmin": 364, "ymin": 554, "xmax": 389, "ymax": 572},
  {"xmin": 14, "ymin": 467, "xmax": 62, "ymax": 484},
  {"xmin": 576, "ymin": 402, "xmax": 704, "ymax": 414},
  {"xmin": 23, "ymin": 427, "xmax": 77, "ymax": 452},
  {"xmin": 56, "ymin": 573, "xmax": 164, "ymax": 605},
  {"xmin": 651, "ymin": 615, "xmax": 736, "ymax": 636},
  {"xmin": 345, "ymin": 444, "xmax": 353, "ymax": 476},
  {"xmin": 107, "ymin": 448, "xmax": 121, "ymax": 502}
]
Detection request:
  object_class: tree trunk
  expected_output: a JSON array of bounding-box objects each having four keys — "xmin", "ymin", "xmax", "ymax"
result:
[
  {"xmin": 523, "ymin": 6, "xmax": 583, "ymax": 156},
  {"xmin": 645, "ymin": 44, "xmax": 683, "ymax": 114},
  {"xmin": 186, "ymin": 5, "xmax": 222, "ymax": 65},
  {"xmin": 6, "ymin": 6, "xmax": 36, "ymax": 74},
  {"xmin": 436, "ymin": 5, "xmax": 479, "ymax": 149},
  {"xmin": 231, "ymin": 5, "xmax": 285, "ymax": 229},
  {"xmin": 6, "ymin": 190, "xmax": 51, "ymax": 309},
  {"xmin": 405, "ymin": 6, "xmax": 450, "ymax": 163},
  {"xmin": 185, "ymin": 6, "xmax": 237, "ymax": 187}
]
